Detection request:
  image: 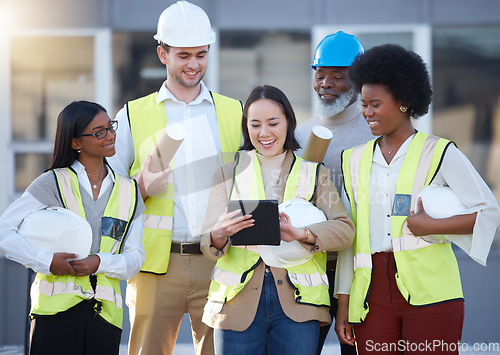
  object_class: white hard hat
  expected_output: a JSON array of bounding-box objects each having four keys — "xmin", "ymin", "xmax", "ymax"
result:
[
  {"xmin": 258, "ymin": 198, "xmax": 327, "ymax": 268},
  {"xmin": 17, "ymin": 206, "xmax": 92, "ymax": 260},
  {"xmin": 153, "ymin": 1, "xmax": 216, "ymax": 47},
  {"xmin": 415, "ymin": 185, "xmax": 467, "ymax": 218}
]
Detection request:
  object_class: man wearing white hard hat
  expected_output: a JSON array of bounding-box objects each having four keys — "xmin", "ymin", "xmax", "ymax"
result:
[
  {"xmin": 295, "ymin": 31, "xmax": 373, "ymax": 355},
  {"xmin": 107, "ymin": 1, "xmax": 242, "ymax": 354}
]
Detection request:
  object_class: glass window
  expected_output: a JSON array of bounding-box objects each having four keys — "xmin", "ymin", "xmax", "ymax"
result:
[
  {"xmin": 112, "ymin": 30, "xmax": 313, "ymax": 125},
  {"xmin": 10, "ymin": 36, "xmax": 94, "ymax": 191},
  {"xmin": 433, "ymin": 26, "xmax": 500, "ymax": 247},
  {"xmin": 15, "ymin": 153, "xmax": 52, "ymax": 191},
  {"xmin": 220, "ymin": 30, "xmax": 312, "ymax": 125},
  {"xmin": 433, "ymin": 26, "xmax": 500, "ymax": 208},
  {"xmin": 112, "ymin": 32, "xmax": 165, "ymax": 114}
]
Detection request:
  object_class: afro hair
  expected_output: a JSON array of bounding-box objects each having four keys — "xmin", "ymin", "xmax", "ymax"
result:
[{"xmin": 348, "ymin": 43, "xmax": 432, "ymax": 118}]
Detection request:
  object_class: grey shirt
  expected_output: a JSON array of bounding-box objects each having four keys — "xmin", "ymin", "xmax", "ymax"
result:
[{"xmin": 295, "ymin": 102, "xmax": 374, "ymax": 195}]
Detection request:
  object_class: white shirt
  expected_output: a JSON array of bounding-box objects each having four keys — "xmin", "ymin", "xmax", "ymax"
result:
[
  {"xmin": 0, "ymin": 161, "xmax": 145, "ymax": 279},
  {"xmin": 335, "ymin": 135, "xmax": 500, "ymax": 295},
  {"xmin": 108, "ymin": 81, "xmax": 223, "ymax": 242}
]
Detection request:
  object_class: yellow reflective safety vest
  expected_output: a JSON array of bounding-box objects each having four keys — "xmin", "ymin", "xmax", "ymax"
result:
[
  {"xmin": 30, "ymin": 167, "xmax": 138, "ymax": 329},
  {"xmin": 207, "ymin": 150, "xmax": 330, "ymax": 307},
  {"xmin": 342, "ymin": 132, "xmax": 463, "ymax": 324},
  {"xmin": 127, "ymin": 91, "xmax": 242, "ymax": 274}
]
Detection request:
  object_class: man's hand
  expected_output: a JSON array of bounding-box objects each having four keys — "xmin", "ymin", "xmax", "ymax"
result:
[{"xmin": 135, "ymin": 155, "xmax": 172, "ymax": 199}]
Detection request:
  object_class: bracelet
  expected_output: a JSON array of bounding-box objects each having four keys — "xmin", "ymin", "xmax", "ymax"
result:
[{"xmin": 303, "ymin": 227, "xmax": 311, "ymax": 241}]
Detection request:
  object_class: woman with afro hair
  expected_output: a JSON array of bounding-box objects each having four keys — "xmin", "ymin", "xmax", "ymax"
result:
[{"xmin": 334, "ymin": 44, "xmax": 500, "ymax": 354}]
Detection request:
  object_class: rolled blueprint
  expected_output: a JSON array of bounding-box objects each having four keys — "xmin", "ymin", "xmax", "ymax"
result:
[
  {"xmin": 150, "ymin": 123, "xmax": 186, "ymax": 173},
  {"xmin": 302, "ymin": 125, "xmax": 333, "ymax": 163}
]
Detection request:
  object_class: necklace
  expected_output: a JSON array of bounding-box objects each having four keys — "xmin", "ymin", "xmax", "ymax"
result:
[
  {"xmin": 87, "ymin": 171, "xmax": 105, "ymax": 189},
  {"xmin": 384, "ymin": 145, "xmax": 398, "ymax": 155}
]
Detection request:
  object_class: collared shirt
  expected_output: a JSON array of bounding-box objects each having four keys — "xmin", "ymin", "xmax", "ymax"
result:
[
  {"xmin": 108, "ymin": 81, "xmax": 222, "ymax": 242},
  {"xmin": 335, "ymin": 135, "xmax": 500, "ymax": 295},
  {"xmin": 368, "ymin": 134, "xmax": 416, "ymax": 252},
  {"xmin": 0, "ymin": 161, "xmax": 145, "ymax": 279}
]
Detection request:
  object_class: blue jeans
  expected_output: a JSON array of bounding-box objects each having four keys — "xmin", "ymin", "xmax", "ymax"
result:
[{"xmin": 214, "ymin": 266, "xmax": 320, "ymax": 355}]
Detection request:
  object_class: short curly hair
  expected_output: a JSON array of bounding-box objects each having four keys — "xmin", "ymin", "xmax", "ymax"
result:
[{"xmin": 348, "ymin": 44, "xmax": 432, "ymax": 118}]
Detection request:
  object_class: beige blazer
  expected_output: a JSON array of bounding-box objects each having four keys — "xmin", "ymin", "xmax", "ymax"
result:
[{"xmin": 200, "ymin": 150, "xmax": 355, "ymax": 331}]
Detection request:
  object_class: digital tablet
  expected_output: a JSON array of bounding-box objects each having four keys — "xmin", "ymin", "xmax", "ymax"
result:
[{"xmin": 227, "ymin": 199, "xmax": 281, "ymax": 246}]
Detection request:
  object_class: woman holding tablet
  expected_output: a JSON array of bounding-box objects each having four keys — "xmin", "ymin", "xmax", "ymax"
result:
[{"xmin": 200, "ymin": 85, "xmax": 355, "ymax": 354}]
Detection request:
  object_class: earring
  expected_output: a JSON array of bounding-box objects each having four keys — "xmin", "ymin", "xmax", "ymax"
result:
[
  {"xmin": 400, "ymin": 105, "xmax": 408, "ymax": 113},
  {"xmin": 76, "ymin": 148, "xmax": 82, "ymax": 153}
]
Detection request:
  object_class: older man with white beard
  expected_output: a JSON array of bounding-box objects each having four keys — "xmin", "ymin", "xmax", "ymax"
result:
[{"xmin": 295, "ymin": 31, "xmax": 373, "ymax": 355}]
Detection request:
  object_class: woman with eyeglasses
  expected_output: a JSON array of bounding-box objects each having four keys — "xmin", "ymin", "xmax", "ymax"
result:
[{"xmin": 0, "ymin": 101, "xmax": 145, "ymax": 354}]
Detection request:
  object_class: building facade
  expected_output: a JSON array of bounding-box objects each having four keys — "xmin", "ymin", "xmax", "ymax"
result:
[{"xmin": 1, "ymin": 0, "xmax": 500, "ymax": 348}]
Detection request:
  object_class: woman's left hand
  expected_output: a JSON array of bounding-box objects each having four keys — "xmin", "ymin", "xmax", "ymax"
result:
[
  {"xmin": 407, "ymin": 197, "xmax": 434, "ymax": 236},
  {"xmin": 279, "ymin": 212, "xmax": 310, "ymax": 242},
  {"xmin": 69, "ymin": 254, "xmax": 100, "ymax": 276}
]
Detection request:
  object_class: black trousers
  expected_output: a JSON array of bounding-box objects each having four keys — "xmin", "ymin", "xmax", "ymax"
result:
[
  {"xmin": 316, "ymin": 269, "xmax": 357, "ymax": 355},
  {"xmin": 29, "ymin": 299, "xmax": 121, "ymax": 355}
]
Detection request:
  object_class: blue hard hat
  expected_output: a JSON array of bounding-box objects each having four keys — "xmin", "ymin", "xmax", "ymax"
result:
[{"xmin": 311, "ymin": 31, "xmax": 365, "ymax": 69}]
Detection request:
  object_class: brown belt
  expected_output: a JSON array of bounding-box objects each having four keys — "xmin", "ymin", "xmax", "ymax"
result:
[{"xmin": 170, "ymin": 242, "xmax": 202, "ymax": 255}]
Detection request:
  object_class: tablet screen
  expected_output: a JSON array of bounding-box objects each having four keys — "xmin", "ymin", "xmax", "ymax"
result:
[{"xmin": 227, "ymin": 199, "xmax": 281, "ymax": 246}]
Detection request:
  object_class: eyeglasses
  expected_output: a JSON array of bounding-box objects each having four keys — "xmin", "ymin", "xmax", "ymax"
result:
[{"xmin": 81, "ymin": 120, "xmax": 118, "ymax": 140}]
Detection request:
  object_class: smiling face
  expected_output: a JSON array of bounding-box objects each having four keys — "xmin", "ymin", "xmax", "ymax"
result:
[
  {"xmin": 313, "ymin": 67, "xmax": 357, "ymax": 117},
  {"xmin": 72, "ymin": 111, "xmax": 116, "ymax": 160},
  {"xmin": 158, "ymin": 45, "xmax": 209, "ymax": 90},
  {"xmin": 247, "ymin": 99, "xmax": 288, "ymax": 157},
  {"xmin": 360, "ymin": 83, "xmax": 409, "ymax": 137}
]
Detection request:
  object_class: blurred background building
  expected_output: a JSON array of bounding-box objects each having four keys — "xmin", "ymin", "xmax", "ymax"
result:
[{"xmin": 1, "ymin": 0, "xmax": 500, "ymax": 351}]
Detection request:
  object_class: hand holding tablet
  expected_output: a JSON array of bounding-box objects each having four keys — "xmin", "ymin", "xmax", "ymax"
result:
[{"xmin": 227, "ymin": 199, "xmax": 281, "ymax": 246}]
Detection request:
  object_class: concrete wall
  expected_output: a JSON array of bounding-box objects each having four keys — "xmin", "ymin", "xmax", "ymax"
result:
[
  {"xmin": 1, "ymin": 0, "xmax": 500, "ymax": 349},
  {"xmin": 3, "ymin": 0, "xmax": 500, "ymax": 31}
]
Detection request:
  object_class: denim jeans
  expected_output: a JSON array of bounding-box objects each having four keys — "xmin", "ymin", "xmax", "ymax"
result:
[{"xmin": 214, "ymin": 266, "xmax": 320, "ymax": 355}]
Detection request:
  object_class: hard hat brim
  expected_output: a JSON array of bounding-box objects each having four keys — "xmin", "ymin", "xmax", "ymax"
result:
[{"xmin": 154, "ymin": 33, "xmax": 216, "ymax": 48}]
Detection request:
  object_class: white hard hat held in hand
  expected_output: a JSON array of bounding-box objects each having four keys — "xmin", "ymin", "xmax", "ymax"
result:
[
  {"xmin": 18, "ymin": 207, "xmax": 92, "ymax": 259},
  {"xmin": 415, "ymin": 184, "xmax": 467, "ymax": 218},
  {"xmin": 154, "ymin": 1, "xmax": 216, "ymax": 47},
  {"xmin": 258, "ymin": 198, "xmax": 327, "ymax": 268}
]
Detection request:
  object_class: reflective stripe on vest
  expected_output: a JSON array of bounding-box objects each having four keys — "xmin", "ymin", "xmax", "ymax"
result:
[
  {"xmin": 127, "ymin": 92, "xmax": 242, "ymax": 274},
  {"xmin": 342, "ymin": 132, "xmax": 463, "ymax": 324},
  {"xmin": 354, "ymin": 253, "xmax": 372, "ymax": 269},
  {"xmin": 287, "ymin": 271, "xmax": 328, "ymax": 288},
  {"xmin": 143, "ymin": 214, "xmax": 173, "ymax": 231},
  {"xmin": 36, "ymin": 279, "xmax": 123, "ymax": 309},
  {"xmin": 211, "ymin": 266, "xmax": 243, "ymax": 287},
  {"xmin": 207, "ymin": 151, "xmax": 330, "ymax": 307},
  {"xmin": 31, "ymin": 168, "xmax": 137, "ymax": 329}
]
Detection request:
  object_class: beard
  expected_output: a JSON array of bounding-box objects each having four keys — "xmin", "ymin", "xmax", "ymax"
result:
[{"xmin": 316, "ymin": 88, "xmax": 355, "ymax": 118}]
